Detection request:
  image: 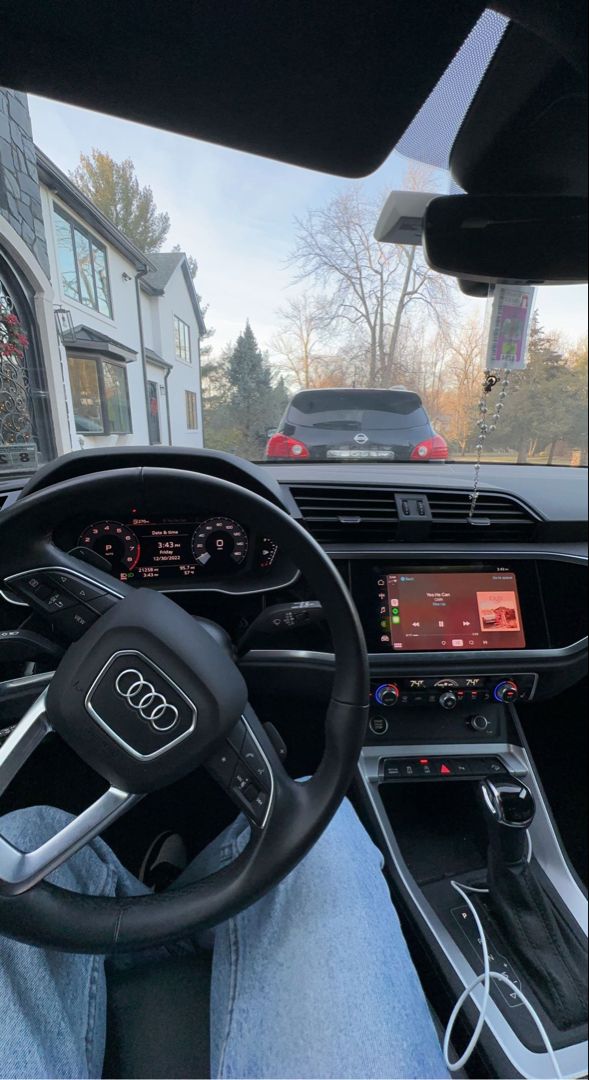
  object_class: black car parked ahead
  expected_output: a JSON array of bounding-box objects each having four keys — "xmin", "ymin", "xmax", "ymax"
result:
[{"xmin": 265, "ymin": 388, "xmax": 448, "ymax": 461}]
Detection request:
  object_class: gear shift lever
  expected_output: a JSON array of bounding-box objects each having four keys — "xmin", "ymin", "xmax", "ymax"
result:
[
  {"xmin": 478, "ymin": 775, "xmax": 588, "ymax": 1029},
  {"xmin": 480, "ymin": 777, "xmax": 535, "ymax": 865}
]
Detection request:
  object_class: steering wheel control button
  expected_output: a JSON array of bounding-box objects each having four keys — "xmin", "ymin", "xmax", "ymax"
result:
[
  {"xmin": 6, "ymin": 569, "xmax": 119, "ymax": 638},
  {"xmin": 52, "ymin": 604, "xmax": 98, "ymax": 640},
  {"xmin": 85, "ymin": 651, "xmax": 197, "ymax": 760},
  {"xmin": 49, "ymin": 572, "xmax": 105, "ymax": 604},
  {"xmin": 231, "ymin": 763, "xmax": 257, "ymax": 800},
  {"xmin": 206, "ymin": 744, "xmax": 239, "ymax": 787},
  {"xmin": 249, "ymin": 788, "xmax": 270, "ymax": 825},
  {"xmin": 44, "ymin": 589, "xmax": 77, "ymax": 613},
  {"xmin": 230, "ymin": 758, "xmax": 271, "ymax": 825},
  {"xmin": 240, "ymin": 730, "xmax": 272, "ymax": 790},
  {"xmin": 13, "ymin": 573, "xmax": 53, "ymax": 602}
]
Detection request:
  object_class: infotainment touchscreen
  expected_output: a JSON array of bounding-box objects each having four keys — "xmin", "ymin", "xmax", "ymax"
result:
[{"xmin": 377, "ymin": 570, "xmax": 526, "ymax": 651}]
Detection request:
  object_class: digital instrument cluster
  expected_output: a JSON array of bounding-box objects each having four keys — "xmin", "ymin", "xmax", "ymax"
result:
[{"xmin": 76, "ymin": 516, "xmax": 279, "ymax": 584}]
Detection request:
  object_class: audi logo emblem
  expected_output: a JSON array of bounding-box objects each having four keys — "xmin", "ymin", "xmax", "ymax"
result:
[{"xmin": 115, "ymin": 669, "xmax": 179, "ymax": 732}]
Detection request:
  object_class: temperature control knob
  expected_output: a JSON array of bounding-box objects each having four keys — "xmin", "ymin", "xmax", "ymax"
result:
[
  {"xmin": 439, "ymin": 691, "xmax": 458, "ymax": 710},
  {"xmin": 494, "ymin": 680, "xmax": 519, "ymax": 704},
  {"xmin": 374, "ymin": 683, "xmax": 400, "ymax": 708}
]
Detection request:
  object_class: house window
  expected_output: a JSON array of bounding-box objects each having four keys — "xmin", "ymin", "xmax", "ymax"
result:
[
  {"xmin": 53, "ymin": 206, "xmax": 113, "ymax": 318},
  {"xmin": 185, "ymin": 390, "xmax": 198, "ymax": 430},
  {"xmin": 174, "ymin": 316, "xmax": 191, "ymax": 363},
  {"xmin": 67, "ymin": 355, "xmax": 132, "ymax": 434}
]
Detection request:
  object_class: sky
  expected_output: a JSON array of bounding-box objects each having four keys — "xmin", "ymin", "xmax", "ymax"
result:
[{"xmin": 28, "ymin": 94, "xmax": 588, "ymax": 360}]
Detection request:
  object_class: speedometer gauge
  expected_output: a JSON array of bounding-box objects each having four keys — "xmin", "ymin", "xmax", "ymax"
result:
[
  {"xmin": 191, "ymin": 517, "xmax": 248, "ymax": 571},
  {"xmin": 78, "ymin": 520, "xmax": 140, "ymax": 577}
]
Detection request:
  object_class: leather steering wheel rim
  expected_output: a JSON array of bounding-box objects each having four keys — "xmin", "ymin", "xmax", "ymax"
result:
[{"xmin": 0, "ymin": 467, "xmax": 369, "ymax": 953}]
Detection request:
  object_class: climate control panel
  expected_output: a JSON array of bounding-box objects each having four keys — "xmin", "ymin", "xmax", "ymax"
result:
[
  {"xmin": 369, "ymin": 672, "xmax": 537, "ymax": 711},
  {"xmin": 367, "ymin": 672, "xmax": 538, "ymax": 742}
]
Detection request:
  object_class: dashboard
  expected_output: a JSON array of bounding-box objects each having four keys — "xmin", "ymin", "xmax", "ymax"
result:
[{"xmin": 0, "ymin": 449, "xmax": 586, "ymax": 709}]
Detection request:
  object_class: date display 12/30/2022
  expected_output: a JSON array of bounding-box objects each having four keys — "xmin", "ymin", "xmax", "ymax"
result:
[{"xmin": 379, "ymin": 571, "xmax": 526, "ymax": 652}]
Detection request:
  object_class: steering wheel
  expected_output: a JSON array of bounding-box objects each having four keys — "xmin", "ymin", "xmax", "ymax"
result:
[{"xmin": 0, "ymin": 468, "xmax": 368, "ymax": 953}]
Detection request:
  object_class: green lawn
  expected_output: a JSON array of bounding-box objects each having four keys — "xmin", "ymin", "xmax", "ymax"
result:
[{"xmin": 455, "ymin": 451, "xmax": 586, "ymax": 466}]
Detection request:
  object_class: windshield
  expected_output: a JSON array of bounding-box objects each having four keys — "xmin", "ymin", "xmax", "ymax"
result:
[{"xmin": 0, "ymin": 82, "xmax": 587, "ymax": 476}]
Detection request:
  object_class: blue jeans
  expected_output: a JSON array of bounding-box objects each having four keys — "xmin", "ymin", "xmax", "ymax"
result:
[{"xmin": 0, "ymin": 799, "xmax": 447, "ymax": 1079}]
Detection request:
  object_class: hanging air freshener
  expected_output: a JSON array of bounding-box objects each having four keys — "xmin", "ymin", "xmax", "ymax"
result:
[{"xmin": 484, "ymin": 284, "xmax": 536, "ymax": 371}]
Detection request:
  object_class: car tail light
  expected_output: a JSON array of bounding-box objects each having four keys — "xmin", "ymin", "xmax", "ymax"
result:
[
  {"xmin": 410, "ymin": 435, "xmax": 448, "ymax": 461},
  {"xmin": 265, "ymin": 433, "xmax": 310, "ymax": 459}
]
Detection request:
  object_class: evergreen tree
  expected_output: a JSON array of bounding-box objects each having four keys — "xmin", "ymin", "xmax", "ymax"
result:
[
  {"xmin": 487, "ymin": 312, "xmax": 586, "ymax": 462},
  {"xmin": 225, "ymin": 322, "xmax": 275, "ymax": 456}
]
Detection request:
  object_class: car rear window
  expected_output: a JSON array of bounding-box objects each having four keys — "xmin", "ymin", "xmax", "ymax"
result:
[{"xmin": 285, "ymin": 391, "xmax": 429, "ymax": 431}]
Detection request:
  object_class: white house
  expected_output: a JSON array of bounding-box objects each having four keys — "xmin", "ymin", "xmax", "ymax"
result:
[
  {"xmin": 141, "ymin": 253, "xmax": 205, "ymax": 446},
  {"xmin": 36, "ymin": 148, "xmax": 205, "ymax": 451}
]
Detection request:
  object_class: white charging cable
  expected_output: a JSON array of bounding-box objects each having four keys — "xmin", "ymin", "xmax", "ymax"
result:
[{"xmin": 444, "ymin": 860, "xmax": 563, "ymax": 1079}]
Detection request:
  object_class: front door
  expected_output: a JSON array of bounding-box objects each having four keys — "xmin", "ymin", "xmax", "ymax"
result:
[{"xmin": 147, "ymin": 380, "xmax": 161, "ymax": 444}]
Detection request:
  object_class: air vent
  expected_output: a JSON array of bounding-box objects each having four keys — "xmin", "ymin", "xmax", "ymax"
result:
[
  {"xmin": 427, "ymin": 491, "xmax": 539, "ymax": 541},
  {"xmin": 289, "ymin": 485, "xmax": 539, "ymax": 544},
  {"xmin": 289, "ymin": 485, "xmax": 399, "ymax": 544}
]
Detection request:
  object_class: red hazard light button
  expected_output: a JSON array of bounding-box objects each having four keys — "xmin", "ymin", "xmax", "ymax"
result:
[{"xmin": 439, "ymin": 763, "xmax": 453, "ymax": 776}]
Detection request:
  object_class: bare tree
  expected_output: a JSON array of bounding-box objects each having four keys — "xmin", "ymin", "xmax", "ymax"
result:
[
  {"xmin": 289, "ymin": 167, "xmax": 456, "ymax": 387},
  {"xmin": 271, "ymin": 293, "xmax": 333, "ymax": 389},
  {"xmin": 437, "ymin": 316, "xmax": 485, "ymax": 453}
]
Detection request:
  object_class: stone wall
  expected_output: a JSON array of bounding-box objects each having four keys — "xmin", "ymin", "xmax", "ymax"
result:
[{"xmin": 0, "ymin": 88, "xmax": 50, "ymax": 279}]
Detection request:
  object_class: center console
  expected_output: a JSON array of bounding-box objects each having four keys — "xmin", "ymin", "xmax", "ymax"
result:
[
  {"xmin": 357, "ymin": 727, "xmax": 588, "ymax": 1078},
  {"xmin": 349, "ymin": 555, "xmax": 588, "ymax": 1078}
]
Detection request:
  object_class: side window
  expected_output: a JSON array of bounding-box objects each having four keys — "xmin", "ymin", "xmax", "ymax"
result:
[
  {"xmin": 174, "ymin": 316, "xmax": 191, "ymax": 363},
  {"xmin": 67, "ymin": 355, "xmax": 131, "ymax": 434},
  {"xmin": 53, "ymin": 205, "xmax": 113, "ymax": 318},
  {"xmin": 102, "ymin": 361, "xmax": 132, "ymax": 434}
]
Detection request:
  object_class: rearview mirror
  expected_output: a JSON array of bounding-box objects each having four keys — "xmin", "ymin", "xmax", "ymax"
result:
[{"xmin": 422, "ymin": 195, "xmax": 588, "ymax": 284}]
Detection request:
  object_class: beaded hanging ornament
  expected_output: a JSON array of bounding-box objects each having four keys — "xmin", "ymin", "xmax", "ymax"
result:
[{"xmin": 468, "ymin": 371, "xmax": 511, "ymax": 519}]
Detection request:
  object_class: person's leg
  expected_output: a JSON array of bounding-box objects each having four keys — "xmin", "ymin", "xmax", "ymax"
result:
[
  {"xmin": 190, "ymin": 797, "xmax": 447, "ymax": 1080},
  {"xmin": 0, "ymin": 806, "xmax": 147, "ymax": 1080},
  {"xmin": 1, "ymin": 797, "xmax": 448, "ymax": 1079}
]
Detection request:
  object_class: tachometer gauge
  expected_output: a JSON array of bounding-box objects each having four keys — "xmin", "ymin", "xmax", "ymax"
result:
[
  {"xmin": 78, "ymin": 520, "xmax": 140, "ymax": 577},
  {"xmin": 191, "ymin": 517, "xmax": 248, "ymax": 571}
]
